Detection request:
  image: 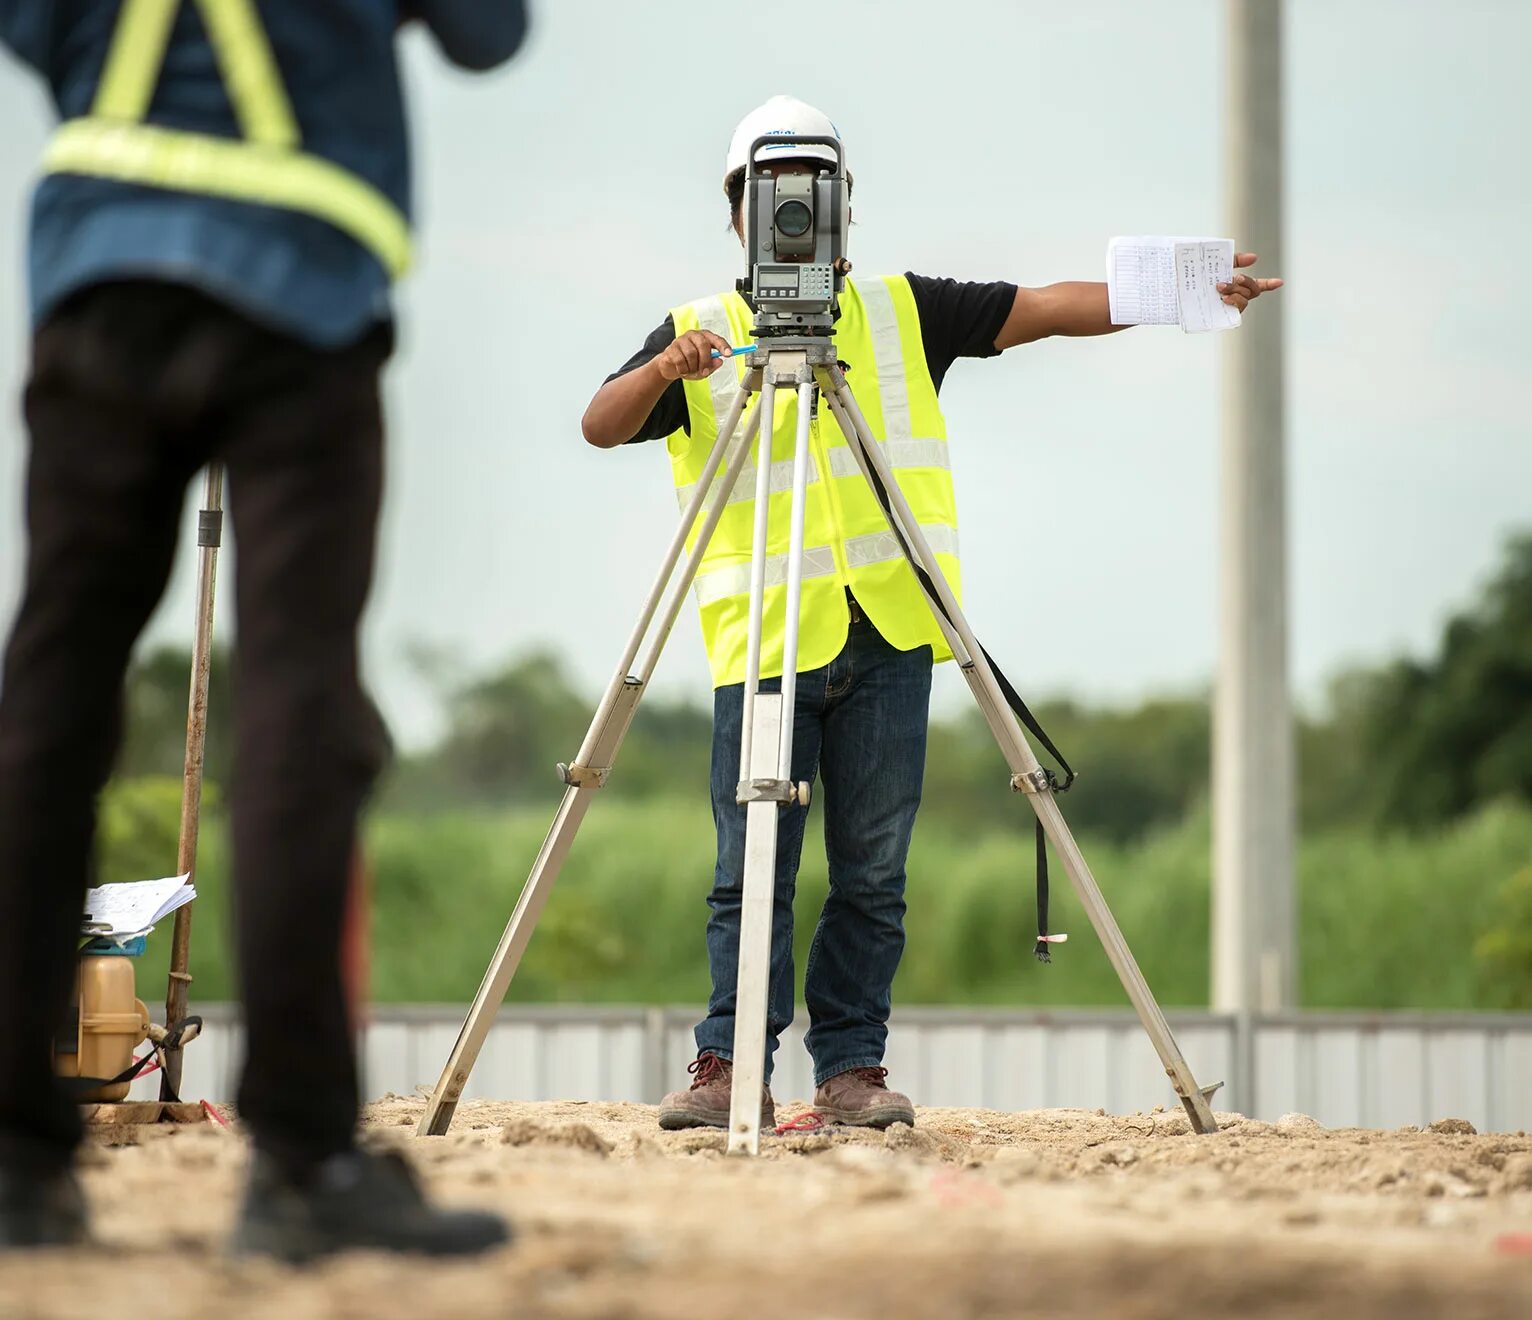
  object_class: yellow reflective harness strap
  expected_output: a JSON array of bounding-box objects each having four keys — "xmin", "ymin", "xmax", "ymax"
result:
[
  {"xmin": 93, "ymin": 0, "xmax": 179, "ymax": 121},
  {"xmin": 44, "ymin": 120, "xmax": 412, "ymax": 278},
  {"xmin": 49, "ymin": 0, "xmax": 412, "ymax": 279},
  {"xmin": 196, "ymin": 0, "xmax": 299, "ymax": 148}
]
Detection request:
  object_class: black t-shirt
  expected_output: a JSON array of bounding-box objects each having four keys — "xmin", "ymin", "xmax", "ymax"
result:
[{"xmin": 604, "ymin": 273, "xmax": 1016, "ymax": 444}]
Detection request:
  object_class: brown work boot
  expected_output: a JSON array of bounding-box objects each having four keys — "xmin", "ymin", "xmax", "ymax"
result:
[
  {"xmin": 813, "ymin": 1066, "xmax": 916, "ymax": 1129},
  {"xmin": 658, "ymin": 1053, "xmax": 776, "ymax": 1131}
]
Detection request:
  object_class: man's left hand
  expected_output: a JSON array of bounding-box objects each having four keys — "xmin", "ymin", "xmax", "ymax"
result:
[{"xmin": 1218, "ymin": 253, "xmax": 1283, "ymax": 311}]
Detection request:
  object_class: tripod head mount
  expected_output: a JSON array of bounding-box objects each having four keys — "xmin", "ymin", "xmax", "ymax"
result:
[{"xmin": 741, "ymin": 335, "xmax": 843, "ymax": 371}]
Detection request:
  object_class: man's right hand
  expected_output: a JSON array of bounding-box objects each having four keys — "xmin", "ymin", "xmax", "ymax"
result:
[{"xmin": 656, "ymin": 330, "xmax": 733, "ymax": 381}]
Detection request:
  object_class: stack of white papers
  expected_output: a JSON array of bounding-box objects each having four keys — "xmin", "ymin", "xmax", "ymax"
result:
[
  {"xmin": 1107, "ymin": 235, "xmax": 1242, "ymax": 334},
  {"xmin": 82, "ymin": 875, "xmax": 196, "ymax": 943}
]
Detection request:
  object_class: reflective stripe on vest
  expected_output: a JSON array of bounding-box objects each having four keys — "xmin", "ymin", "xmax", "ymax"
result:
[
  {"xmin": 823, "ymin": 438, "xmax": 950, "ymax": 482},
  {"xmin": 42, "ymin": 0, "xmax": 412, "ymax": 279},
  {"xmin": 691, "ymin": 295, "xmax": 745, "ymax": 436},
  {"xmin": 858, "ymin": 275, "xmax": 913, "ymax": 442},
  {"xmin": 677, "ymin": 452, "xmax": 818, "ymax": 513},
  {"xmin": 670, "ymin": 275, "xmax": 960, "ymax": 687},
  {"xmin": 844, "ymin": 524, "xmax": 959, "ymax": 568},
  {"xmin": 693, "ymin": 545, "xmax": 839, "ymax": 609},
  {"xmin": 679, "ymin": 437, "xmax": 950, "ymax": 512},
  {"xmin": 692, "ymin": 525, "xmax": 959, "ymax": 607}
]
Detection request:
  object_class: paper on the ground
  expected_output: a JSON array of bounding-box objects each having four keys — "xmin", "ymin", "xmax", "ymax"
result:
[
  {"xmin": 82, "ymin": 875, "xmax": 195, "ymax": 941},
  {"xmin": 1107, "ymin": 236, "xmax": 1241, "ymax": 333}
]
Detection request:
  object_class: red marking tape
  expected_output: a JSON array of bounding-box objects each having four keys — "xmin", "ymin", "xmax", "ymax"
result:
[
  {"xmin": 774, "ymin": 1111, "xmax": 827, "ymax": 1135},
  {"xmin": 200, "ymin": 1100, "xmax": 232, "ymax": 1130},
  {"xmin": 1495, "ymin": 1233, "xmax": 1532, "ymax": 1256}
]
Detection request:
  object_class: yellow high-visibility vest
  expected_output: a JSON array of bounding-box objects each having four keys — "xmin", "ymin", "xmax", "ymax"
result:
[
  {"xmin": 670, "ymin": 275, "xmax": 961, "ymax": 688},
  {"xmin": 41, "ymin": 0, "xmax": 412, "ymax": 279}
]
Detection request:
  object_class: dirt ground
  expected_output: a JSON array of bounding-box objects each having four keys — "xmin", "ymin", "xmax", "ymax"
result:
[{"xmin": 1, "ymin": 1097, "xmax": 1530, "ymax": 1319}]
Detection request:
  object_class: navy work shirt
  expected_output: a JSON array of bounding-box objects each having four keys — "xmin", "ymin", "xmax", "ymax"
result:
[{"xmin": 0, "ymin": 1, "xmax": 528, "ymax": 347}]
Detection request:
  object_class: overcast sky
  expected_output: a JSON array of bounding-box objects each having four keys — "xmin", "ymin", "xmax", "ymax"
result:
[{"xmin": 1, "ymin": 1, "xmax": 1528, "ymax": 745}]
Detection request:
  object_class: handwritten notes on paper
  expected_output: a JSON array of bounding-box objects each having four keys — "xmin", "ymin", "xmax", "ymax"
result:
[
  {"xmin": 82, "ymin": 875, "xmax": 195, "ymax": 943},
  {"xmin": 1107, "ymin": 236, "xmax": 1241, "ymax": 334},
  {"xmin": 1107, "ymin": 239, "xmax": 1180, "ymax": 327},
  {"xmin": 1174, "ymin": 240, "xmax": 1242, "ymax": 333}
]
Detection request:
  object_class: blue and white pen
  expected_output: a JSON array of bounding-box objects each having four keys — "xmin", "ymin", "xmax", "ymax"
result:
[{"xmin": 709, "ymin": 344, "xmax": 758, "ymax": 359}]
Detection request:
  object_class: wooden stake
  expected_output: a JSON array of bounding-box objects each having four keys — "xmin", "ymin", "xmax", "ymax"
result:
[{"xmin": 162, "ymin": 465, "xmax": 224, "ymax": 1099}]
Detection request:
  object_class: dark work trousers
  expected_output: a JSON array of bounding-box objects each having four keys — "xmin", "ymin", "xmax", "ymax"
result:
[{"xmin": 0, "ymin": 282, "xmax": 390, "ymax": 1173}]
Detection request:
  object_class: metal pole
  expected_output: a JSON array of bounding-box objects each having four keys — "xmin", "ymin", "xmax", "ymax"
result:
[
  {"xmin": 161, "ymin": 464, "xmax": 224, "ymax": 1098},
  {"xmin": 1214, "ymin": 0, "xmax": 1295, "ymax": 1014}
]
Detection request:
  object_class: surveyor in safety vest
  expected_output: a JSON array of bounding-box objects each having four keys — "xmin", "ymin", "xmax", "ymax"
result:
[
  {"xmin": 0, "ymin": 1, "xmax": 527, "ymax": 1258},
  {"xmin": 582, "ymin": 95, "xmax": 1281, "ymax": 1132}
]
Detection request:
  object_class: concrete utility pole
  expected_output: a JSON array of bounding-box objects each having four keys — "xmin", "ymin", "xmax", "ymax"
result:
[{"xmin": 1213, "ymin": 0, "xmax": 1296, "ymax": 1015}]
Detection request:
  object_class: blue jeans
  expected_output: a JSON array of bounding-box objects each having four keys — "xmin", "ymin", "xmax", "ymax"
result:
[{"xmin": 695, "ymin": 607, "xmax": 932, "ymax": 1086}]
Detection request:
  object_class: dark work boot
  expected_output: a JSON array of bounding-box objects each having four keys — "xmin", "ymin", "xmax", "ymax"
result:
[
  {"xmin": 0, "ymin": 1162, "xmax": 89, "ymax": 1249},
  {"xmin": 658, "ymin": 1053, "xmax": 775, "ymax": 1131},
  {"xmin": 813, "ymin": 1066, "xmax": 916, "ymax": 1129},
  {"xmin": 231, "ymin": 1147, "xmax": 510, "ymax": 1264}
]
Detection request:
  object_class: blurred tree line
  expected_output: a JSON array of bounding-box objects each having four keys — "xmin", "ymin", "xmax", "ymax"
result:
[
  {"xmin": 108, "ymin": 533, "xmax": 1532, "ymax": 1005},
  {"xmin": 124, "ymin": 533, "xmax": 1532, "ymax": 840}
]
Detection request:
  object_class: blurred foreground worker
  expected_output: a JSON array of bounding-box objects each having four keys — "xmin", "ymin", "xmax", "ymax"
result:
[
  {"xmin": 582, "ymin": 95, "xmax": 1281, "ymax": 1132},
  {"xmin": 0, "ymin": 0, "xmax": 527, "ymax": 1260}
]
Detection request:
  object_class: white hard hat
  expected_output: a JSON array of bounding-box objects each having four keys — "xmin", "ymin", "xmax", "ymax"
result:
[{"xmin": 724, "ymin": 95, "xmax": 844, "ymax": 191}]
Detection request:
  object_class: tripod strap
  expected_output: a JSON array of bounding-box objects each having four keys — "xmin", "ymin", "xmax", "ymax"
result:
[
  {"xmin": 61, "ymin": 1014, "xmax": 200, "ymax": 1100},
  {"xmin": 853, "ymin": 439, "xmax": 1074, "ymax": 962},
  {"xmin": 64, "ymin": 1048, "xmax": 165, "ymax": 1097}
]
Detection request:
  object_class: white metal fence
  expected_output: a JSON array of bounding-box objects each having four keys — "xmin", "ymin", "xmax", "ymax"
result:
[{"xmin": 137, "ymin": 1005, "xmax": 1532, "ymax": 1133}]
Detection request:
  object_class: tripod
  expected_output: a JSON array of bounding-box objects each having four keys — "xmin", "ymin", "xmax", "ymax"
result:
[{"xmin": 418, "ymin": 336, "xmax": 1222, "ymax": 1152}]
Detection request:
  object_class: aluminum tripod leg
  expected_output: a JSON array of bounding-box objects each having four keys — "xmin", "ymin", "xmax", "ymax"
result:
[
  {"xmin": 727, "ymin": 361, "xmax": 817, "ymax": 1155},
  {"xmin": 726, "ymin": 692, "xmax": 783, "ymax": 1154},
  {"xmin": 819, "ymin": 366, "xmax": 1221, "ymax": 1134},
  {"xmin": 737, "ymin": 374, "xmax": 776, "ymax": 783},
  {"xmin": 418, "ymin": 387, "xmax": 763, "ymax": 1136}
]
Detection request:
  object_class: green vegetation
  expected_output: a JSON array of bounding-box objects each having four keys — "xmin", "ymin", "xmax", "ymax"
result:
[
  {"xmin": 104, "ymin": 533, "xmax": 1532, "ymax": 1010},
  {"xmin": 102, "ymin": 789, "xmax": 1532, "ymax": 1010}
]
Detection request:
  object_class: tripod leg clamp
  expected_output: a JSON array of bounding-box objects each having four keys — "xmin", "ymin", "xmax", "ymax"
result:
[
  {"xmin": 558, "ymin": 763, "xmax": 610, "ymax": 789},
  {"xmin": 736, "ymin": 778, "xmax": 811, "ymax": 807},
  {"xmin": 1010, "ymin": 768, "xmax": 1052, "ymax": 795}
]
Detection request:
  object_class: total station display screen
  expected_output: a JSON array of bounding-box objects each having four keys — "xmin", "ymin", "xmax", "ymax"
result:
[{"xmin": 759, "ymin": 267, "xmax": 799, "ymax": 297}]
